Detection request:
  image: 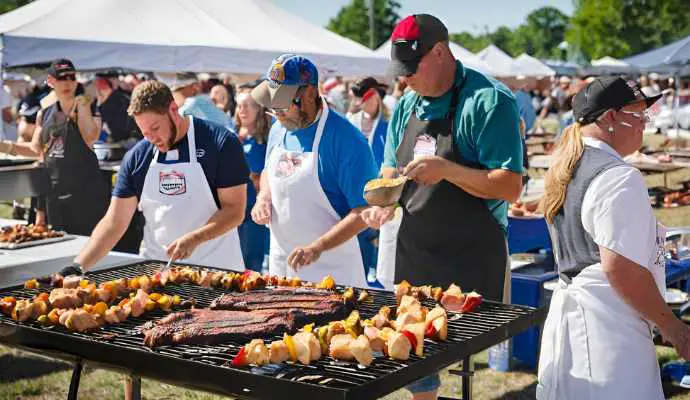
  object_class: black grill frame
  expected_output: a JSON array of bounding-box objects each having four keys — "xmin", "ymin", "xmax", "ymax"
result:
[{"xmin": 0, "ymin": 260, "xmax": 547, "ymax": 400}]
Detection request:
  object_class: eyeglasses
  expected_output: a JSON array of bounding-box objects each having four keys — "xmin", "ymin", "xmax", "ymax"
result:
[
  {"xmin": 620, "ymin": 110, "xmax": 651, "ymax": 123},
  {"xmin": 266, "ymin": 86, "xmax": 305, "ymax": 116},
  {"xmin": 56, "ymin": 75, "xmax": 76, "ymax": 82}
]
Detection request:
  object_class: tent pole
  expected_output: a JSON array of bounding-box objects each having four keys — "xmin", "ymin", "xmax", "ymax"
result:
[{"xmin": 674, "ymin": 68, "xmax": 681, "ymax": 135}]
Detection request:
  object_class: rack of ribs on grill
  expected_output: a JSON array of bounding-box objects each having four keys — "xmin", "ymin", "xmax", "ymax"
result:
[
  {"xmin": 143, "ymin": 288, "xmax": 354, "ymax": 347},
  {"xmin": 142, "ymin": 309, "xmax": 301, "ymax": 347},
  {"xmin": 209, "ymin": 288, "xmax": 352, "ymax": 325}
]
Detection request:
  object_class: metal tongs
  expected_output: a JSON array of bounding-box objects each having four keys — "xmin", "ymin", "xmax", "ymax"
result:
[{"xmin": 161, "ymin": 257, "xmax": 173, "ymax": 274}]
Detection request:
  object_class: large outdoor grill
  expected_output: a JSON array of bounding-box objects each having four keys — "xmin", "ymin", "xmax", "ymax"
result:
[{"xmin": 0, "ymin": 260, "xmax": 546, "ymax": 400}]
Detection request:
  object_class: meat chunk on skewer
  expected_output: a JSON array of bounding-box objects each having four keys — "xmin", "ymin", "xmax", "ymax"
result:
[
  {"xmin": 48, "ymin": 288, "xmax": 92, "ymax": 309},
  {"xmin": 269, "ymin": 340, "xmax": 290, "ymax": 363},
  {"xmin": 349, "ymin": 335, "xmax": 373, "ymax": 366},
  {"xmin": 329, "ymin": 334, "xmax": 355, "ymax": 361}
]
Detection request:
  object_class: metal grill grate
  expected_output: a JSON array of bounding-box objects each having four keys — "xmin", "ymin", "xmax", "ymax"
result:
[{"xmin": 0, "ymin": 260, "xmax": 546, "ymax": 400}]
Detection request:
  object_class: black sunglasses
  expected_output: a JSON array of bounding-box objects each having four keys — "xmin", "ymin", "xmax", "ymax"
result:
[{"xmin": 56, "ymin": 75, "xmax": 76, "ymax": 81}]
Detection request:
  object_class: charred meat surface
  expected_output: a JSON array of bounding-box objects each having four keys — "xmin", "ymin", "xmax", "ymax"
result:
[
  {"xmin": 209, "ymin": 288, "xmax": 351, "ymax": 325},
  {"xmin": 142, "ymin": 309, "xmax": 300, "ymax": 347},
  {"xmin": 144, "ymin": 288, "xmax": 353, "ymax": 347}
]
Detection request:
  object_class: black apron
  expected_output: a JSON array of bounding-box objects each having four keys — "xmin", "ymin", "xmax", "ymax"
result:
[
  {"xmin": 41, "ymin": 102, "xmax": 109, "ymax": 236},
  {"xmin": 394, "ymin": 78, "xmax": 508, "ymax": 301}
]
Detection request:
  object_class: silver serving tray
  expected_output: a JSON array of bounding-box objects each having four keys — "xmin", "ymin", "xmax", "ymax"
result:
[{"xmin": 0, "ymin": 233, "xmax": 75, "ymax": 249}]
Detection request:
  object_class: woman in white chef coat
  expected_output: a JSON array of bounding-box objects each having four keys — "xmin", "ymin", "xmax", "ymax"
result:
[{"xmin": 538, "ymin": 77, "xmax": 690, "ymax": 399}]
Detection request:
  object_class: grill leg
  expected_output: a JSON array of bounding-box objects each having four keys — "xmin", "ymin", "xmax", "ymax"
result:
[
  {"xmin": 446, "ymin": 356, "xmax": 474, "ymax": 400},
  {"xmin": 462, "ymin": 356, "xmax": 473, "ymax": 400},
  {"xmin": 125, "ymin": 374, "xmax": 141, "ymax": 400},
  {"xmin": 67, "ymin": 360, "xmax": 82, "ymax": 400}
]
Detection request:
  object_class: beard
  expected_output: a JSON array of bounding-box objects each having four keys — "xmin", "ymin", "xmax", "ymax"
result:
[
  {"xmin": 280, "ymin": 109, "xmax": 311, "ymax": 131},
  {"xmin": 165, "ymin": 113, "xmax": 178, "ymax": 150}
]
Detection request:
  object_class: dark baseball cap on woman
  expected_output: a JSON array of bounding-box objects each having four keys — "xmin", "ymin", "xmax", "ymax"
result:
[
  {"xmin": 388, "ymin": 14, "xmax": 448, "ymax": 77},
  {"xmin": 47, "ymin": 58, "xmax": 76, "ymax": 78},
  {"xmin": 573, "ymin": 76, "xmax": 662, "ymax": 125},
  {"xmin": 351, "ymin": 77, "xmax": 387, "ymax": 99}
]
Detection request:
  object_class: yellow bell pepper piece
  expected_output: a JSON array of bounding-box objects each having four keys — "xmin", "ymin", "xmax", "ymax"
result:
[
  {"xmin": 148, "ymin": 293, "xmax": 162, "ymax": 302},
  {"xmin": 145, "ymin": 299, "xmax": 157, "ymax": 312},
  {"xmin": 283, "ymin": 333, "xmax": 297, "ymax": 362}
]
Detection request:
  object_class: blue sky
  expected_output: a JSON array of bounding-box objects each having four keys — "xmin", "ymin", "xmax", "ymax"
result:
[{"xmin": 269, "ymin": 0, "xmax": 574, "ymax": 35}]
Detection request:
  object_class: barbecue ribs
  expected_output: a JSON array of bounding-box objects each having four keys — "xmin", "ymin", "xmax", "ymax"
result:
[
  {"xmin": 144, "ymin": 289, "xmax": 352, "ymax": 347},
  {"xmin": 142, "ymin": 309, "xmax": 300, "ymax": 347}
]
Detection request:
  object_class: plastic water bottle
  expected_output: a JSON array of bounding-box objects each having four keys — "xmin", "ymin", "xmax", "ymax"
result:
[
  {"xmin": 261, "ymin": 254, "xmax": 270, "ymax": 275},
  {"xmin": 488, "ymin": 340, "xmax": 512, "ymax": 372},
  {"xmin": 367, "ymin": 264, "xmax": 377, "ymax": 284}
]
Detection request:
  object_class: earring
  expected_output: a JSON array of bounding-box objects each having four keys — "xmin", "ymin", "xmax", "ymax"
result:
[{"xmin": 608, "ymin": 126, "xmax": 614, "ymax": 133}]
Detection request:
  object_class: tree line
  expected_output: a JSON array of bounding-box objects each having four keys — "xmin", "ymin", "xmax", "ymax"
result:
[{"xmin": 327, "ymin": 0, "xmax": 690, "ymax": 62}]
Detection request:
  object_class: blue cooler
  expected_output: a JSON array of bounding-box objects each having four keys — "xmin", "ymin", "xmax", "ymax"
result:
[{"xmin": 510, "ymin": 256, "xmax": 557, "ymax": 369}]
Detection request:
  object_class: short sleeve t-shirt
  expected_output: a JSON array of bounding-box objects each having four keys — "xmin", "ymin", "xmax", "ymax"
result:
[
  {"xmin": 97, "ymin": 89, "xmax": 139, "ymax": 142},
  {"xmin": 514, "ymin": 90, "xmax": 536, "ymax": 132},
  {"xmin": 581, "ymin": 138, "xmax": 658, "ymax": 270},
  {"xmin": 384, "ymin": 61, "xmax": 523, "ymax": 229},
  {"xmin": 242, "ymin": 136, "xmax": 267, "ymax": 206},
  {"xmin": 18, "ymin": 86, "xmax": 51, "ymax": 124},
  {"xmin": 266, "ymin": 107, "xmax": 378, "ymax": 218},
  {"xmin": 179, "ymin": 95, "xmax": 231, "ymax": 129},
  {"xmin": 113, "ymin": 117, "xmax": 249, "ymax": 207}
]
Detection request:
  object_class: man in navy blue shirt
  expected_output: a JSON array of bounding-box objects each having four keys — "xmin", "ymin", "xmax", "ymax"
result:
[{"xmin": 72, "ymin": 80, "xmax": 249, "ymax": 271}]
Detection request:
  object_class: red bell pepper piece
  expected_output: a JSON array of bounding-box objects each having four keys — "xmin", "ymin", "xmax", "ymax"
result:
[
  {"xmin": 460, "ymin": 293, "xmax": 482, "ymax": 313},
  {"xmin": 425, "ymin": 322, "xmax": 437, "ymax": 338},
  {"xmin": 401, "ymin": 330, "xmax": 417, "ymax": 350},
  {"xmin": 231, "ymin": 347, "xmax": 249, "ymax": 367},
  {"xmin": 151, "ymin": 272, "xmax": 162, "ymax": 286}
]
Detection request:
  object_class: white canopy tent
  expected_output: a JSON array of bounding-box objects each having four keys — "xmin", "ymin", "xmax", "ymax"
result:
[
  {"xmin": 375, "ymin": 40, "xmax": 496, "ymax": 76},
  {"xmin": 476, "ymin": 44, "xmax": 515, "ymax": 76},
  {"xmin": 590, "ymin": 56, "xmax": 629, "ymax": 67},
  {"xmin": 0, "ymin": 0, "xmax": 387, "ymax": 76},
  {"xmin": 510, "ymin": 53, "xmax": 555, "ymax": 77}
]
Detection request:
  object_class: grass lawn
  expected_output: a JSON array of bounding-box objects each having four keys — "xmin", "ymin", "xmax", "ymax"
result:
[
  {"xmin": 1, "ymin": 344, "xmax": 689, "ymax": 400},
  {"xmin": 0, "ymin": 346, "xmax": 538, "ymax": 400}
]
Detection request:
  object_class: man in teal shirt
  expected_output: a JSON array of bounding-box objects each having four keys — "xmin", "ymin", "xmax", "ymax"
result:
[
  {"xmin": 382, "ymin": 60, "xmax": 524, "ymax": 229},
  {"xmin": 362, "ymin": 14, "xmax": 523, "ymax": 400}
]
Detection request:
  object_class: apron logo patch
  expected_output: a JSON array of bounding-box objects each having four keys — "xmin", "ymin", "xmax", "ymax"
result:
[
  {"xmin": 275, "ymin": 152, "xmax": 305, "ymax": 178},
  {"xmin": 159, "ymin": 170, "xmax": 187, "ymax": 195},
  {"xmin": 413, "ymin": 134, "xmax": 436, "ymax": 159},
  {"xmin": 48, "ymin": 136, "xmax": 65, "ymax": 158}
]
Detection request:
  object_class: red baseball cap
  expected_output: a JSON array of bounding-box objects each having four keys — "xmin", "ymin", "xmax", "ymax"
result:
[{"xmin": 388, "ymin": 14, "xmax": 449, "ymax": 77}]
